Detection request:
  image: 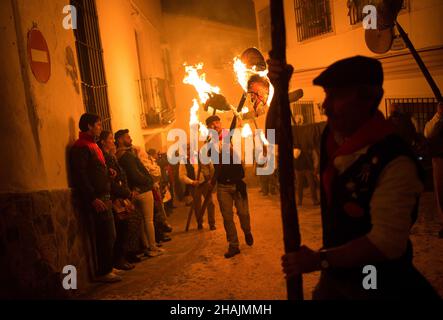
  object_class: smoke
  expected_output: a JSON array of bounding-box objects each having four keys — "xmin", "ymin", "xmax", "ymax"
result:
[{"xmin": 161, "ymin": 0, "xmax": 257, "ymax": 30}]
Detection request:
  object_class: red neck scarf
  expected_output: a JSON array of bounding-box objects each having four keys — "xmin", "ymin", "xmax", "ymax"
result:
[
  {"xmin": 73, "ymin": 132, "xmax": 106, "ymax": 166},
  {"xmin": 322, "ymin": 110, "xmax": 395, "ymax": 203}
]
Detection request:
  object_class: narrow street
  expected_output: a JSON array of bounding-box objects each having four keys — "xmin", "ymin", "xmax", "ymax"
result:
[{"xmin": 82, "ymin": 188, "xmax": 443, "ymax": 300}]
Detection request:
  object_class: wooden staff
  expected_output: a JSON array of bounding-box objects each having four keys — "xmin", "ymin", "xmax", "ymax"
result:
[
  {"xmin": 395, "ymin": 22, "xmax": 442, "ymax": 102},
  {"xmin": 269, "ymin": 0, "xmax": 303, "ymax": 300}
]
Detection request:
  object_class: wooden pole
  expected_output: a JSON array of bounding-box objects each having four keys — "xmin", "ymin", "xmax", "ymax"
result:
[
  {"xmin": 395, "ymin": 22, "xmax": 442, "ymax": 102},
  {"xmin": 269, "ymin": 0, "xmax": 304, "ymax": 300}
]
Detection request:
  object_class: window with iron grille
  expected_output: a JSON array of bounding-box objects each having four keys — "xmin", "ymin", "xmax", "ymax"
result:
[
  {"xmin": 71, "ymin": 0, "xmax": 112, "ymax": 131},
  {"xmin": 258, "ymin": 6, "xmax": 272, "ymax": 53},
  {"xmin": 348, "ymin": 0, "xmax": 408, "ymax": 26},
  {"xmin": 294, "ymin": 0, "xmax": 333, "ymax": 42},
  {"xmin": 135, "ymin": 34, "xmax": 175, "ymax": 129},
  {"xmin": 385, "ymin": 97, "xmax": 438, "ymax": 134},
  {"xmin": 291, "ymin": 100, "xmax": 315, "ymax": 125}
]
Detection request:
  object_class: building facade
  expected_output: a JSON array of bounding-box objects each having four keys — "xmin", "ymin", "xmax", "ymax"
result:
[
  {"xmin": 0, "ymin": 0, "xmax": 175, "ymax": 298},
  {"xmin": 253, "ymin": 0, "xmax": 443, "ymax": 126},
  {"xmin": 0, "ymin": 0, "xmax": 259, "ymax": 298}
]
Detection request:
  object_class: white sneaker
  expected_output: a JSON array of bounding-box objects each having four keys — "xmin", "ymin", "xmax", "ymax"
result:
[
  {"xmin": 112, "ymin": 268, "xmax": 125, "ymax": 275},
  {"xmin": 144, "ymin": 250, "xmax": 163, "ymax": 257},
  {"xmin": 95, "ymin": 272, "xmax": 122, "ymax": 283}
]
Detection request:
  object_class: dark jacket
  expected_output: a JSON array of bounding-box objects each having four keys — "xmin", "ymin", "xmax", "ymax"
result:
[
  {"xmin": 319, "ymin": 128, "xmax": 438, "ymax": 299},
  {"xmin": 70, "ymin": 132, "xmax": 111, "ymax": 203},
  {"xmin": 103, "ymin": 151, "xmax": 131, "ymax": 200},
  {"xmin": 117, "ymin": 148, "xmax": 154, "ymax": 194}
]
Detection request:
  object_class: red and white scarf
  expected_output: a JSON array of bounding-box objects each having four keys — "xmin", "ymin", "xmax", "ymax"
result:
[{"xmin": 322, "ymin": 110, "xmax": 395, "ymax": 204}]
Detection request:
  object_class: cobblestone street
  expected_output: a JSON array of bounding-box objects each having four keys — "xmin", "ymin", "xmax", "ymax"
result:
[{"xmin": 82, "ymin": 188, "xmax": 443, "ymax": 300}]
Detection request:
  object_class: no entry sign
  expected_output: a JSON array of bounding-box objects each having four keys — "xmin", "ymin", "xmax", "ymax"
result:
[{"xmin": 27, "ymin": 28, "xmax": 51, "ymax": 83}]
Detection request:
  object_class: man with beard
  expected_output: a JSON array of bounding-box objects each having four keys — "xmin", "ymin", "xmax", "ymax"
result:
[{"xmin": 114, "ymin": 129, "xmax": 164, "ymax": 257}]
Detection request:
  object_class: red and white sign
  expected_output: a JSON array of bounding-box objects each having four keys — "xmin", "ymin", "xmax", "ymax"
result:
[{"xmin": 27, "ymin": 28, "xmax": 51, "ymax": 83}]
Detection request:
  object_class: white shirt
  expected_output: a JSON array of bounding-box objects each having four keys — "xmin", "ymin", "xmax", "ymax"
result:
[{"xmin": 424, "ymin": 112, "xmax": 443, "ymax": 139}]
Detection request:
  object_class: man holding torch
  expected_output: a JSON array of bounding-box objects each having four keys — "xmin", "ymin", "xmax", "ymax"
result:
[
  {"xmin": 205, "ymin": 115, "xmax": 254, "ymax": 259},
  {"xmin": 269, "ymin": 56, "xmax": 439, "ymax": 299}
]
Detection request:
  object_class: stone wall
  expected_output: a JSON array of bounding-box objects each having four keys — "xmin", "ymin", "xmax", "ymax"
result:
[{"xmin": 0, "ymin": 189, "xmax": 94, "ymax": 299}]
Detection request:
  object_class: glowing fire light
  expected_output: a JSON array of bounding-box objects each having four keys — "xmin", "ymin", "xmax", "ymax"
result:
[
  {"xmin": 189, "ymin": 98, "xmax": 209, "ymax": 139},
  {"xmin": 183, "ymin": 63, "xmax": 220, "ymax": 104},
  {"xmin": 241, "ymin": 123, "xmax": 253, "ymax": 138}
]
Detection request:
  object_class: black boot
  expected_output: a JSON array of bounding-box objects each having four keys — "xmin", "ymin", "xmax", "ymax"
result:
[
  {"xmin": 224, "ymin": 246, "xmax": 240, "ymax": 258},
  {"xmin": 245, "ymin": 232, "xmax": 254, "ymax": 246}
]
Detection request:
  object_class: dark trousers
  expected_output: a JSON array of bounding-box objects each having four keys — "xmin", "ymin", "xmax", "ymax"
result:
[
  {"xmin": 313, "ymin": 267, "xmax": 440, "ymax": 300},
  {"xmin": 295, "ymin": 170, "xmax": 319, "ymax": 205},
  {"xmin": 113, "ymin": 218, "xmax": 130, "ymax": 263},
  {"xmin": 91, "ymin": 199, "xmax": 116, "ymax": 276},
  {"xmin": 217, "ymin": 183, "xmax": 251, "ymax": 248}
]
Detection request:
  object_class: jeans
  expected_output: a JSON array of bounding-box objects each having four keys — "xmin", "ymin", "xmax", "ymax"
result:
[
  {"xmin": 91, "ymin": 195, "xmax": 116, "ymax": 276},
  {"xmin": 217, "ymin": 183, "xmax": 251, "ymax": 248},
  {"xmin": 135, "ymin": 191, "xmax": 157, "ymax": 250}
]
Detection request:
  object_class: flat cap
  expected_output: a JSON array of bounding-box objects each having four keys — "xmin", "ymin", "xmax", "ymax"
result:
[
  {"xmin": 313, "ymin": 56, "xmax": 383, "ymax": 88},
  {"xmin": 114, "ymin": 129, "xmax": 129, "ymax": 141},
  {"xmin": 205, "ymin": 115, "xmax": 221, "ymax": 126}
]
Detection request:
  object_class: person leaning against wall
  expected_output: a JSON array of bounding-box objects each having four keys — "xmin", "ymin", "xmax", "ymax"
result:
[
  {"xmin": 69, "ymin": 113, "xmax": 121, "ymax": 283},
  {"xmin": 115, "ymin": 130, "xmax": 164, "ymax": 258}
]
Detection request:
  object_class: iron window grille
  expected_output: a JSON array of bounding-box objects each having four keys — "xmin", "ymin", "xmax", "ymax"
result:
[
  {"xmin": 294, "ymin": 0, "xmax": 333, "ymax": 42},
  {"xmin": 71, "ymin": 0, "xmax": 112, "ymax": 131},
  {"xmin": 258, "ymin": 6, "xmax": 272, "ymax": 53},
  {"xmin": 291, "ymin": 100, "xmax": 315, "ymax": 125},
  {"xmin": 348, "ymin": 0, "xmax": 408, "ymax": 26},
  {"xmin": 385, "ymin": 97, "xmax": 438, "ymax": 134}
]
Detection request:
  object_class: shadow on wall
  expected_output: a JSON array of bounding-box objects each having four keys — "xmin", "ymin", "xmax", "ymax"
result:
[
  {"xmin": 65, "ymin": 46, "xmax": 80, "ymax": 95},
  {"xmin": 66, "ymin": 117, "xmax": 77, "ymax": 188},
  {"xmin": 0, "ymin": 118, "xmax": 98, "ymax": 299}
]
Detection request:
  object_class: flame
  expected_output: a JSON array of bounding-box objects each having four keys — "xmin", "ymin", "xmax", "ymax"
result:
[
  {"xmin": 183, "ymin": 63, "xmax": 220, "ymax": 104},
  {"xmin": 189, "ymin": 98, "xmax": 209, "ymax": 139},
  {"xmin": 259, "ymin": 131, "xmax": 269, "ymax": 146},
  {"xmin": 241, "ymin": 123, "xmax": 253, "ymax": 138},
  {"xmin": 233, "ymin": 57, "xmax": 274, "ymax": 106}
]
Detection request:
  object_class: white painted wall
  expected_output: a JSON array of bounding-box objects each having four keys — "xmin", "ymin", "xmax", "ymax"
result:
[
  {"xmin": 0, "ymin": 0, "xmax": 85, "ymax": 192},
  {"xmin": 253, "ymin": 0, "xmax": 443, "ymax": 120}
]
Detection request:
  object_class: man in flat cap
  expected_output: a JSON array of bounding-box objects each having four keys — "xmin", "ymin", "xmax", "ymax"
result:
[
  {"xmin": 206, "ymin": 115, "xmax": 254, "ymax": 258},
  {"xmin": 268, "ymin": 56, "xmax": 439, "ymax": 299}
]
